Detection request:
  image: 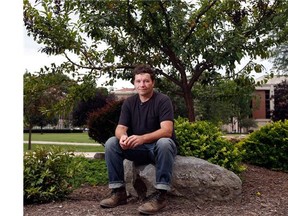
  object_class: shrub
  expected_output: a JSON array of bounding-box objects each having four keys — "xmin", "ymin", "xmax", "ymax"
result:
[
  {"xmin": 175, "ymin": 117, "xmax": 245, "ymax": 173},
  {"xmin": 87, "ymin": 100, "xmax": 123, "ymax": 144},
  {"xmin": 24, "ymin": 146, "xmax": 81, "ymax": 204},
  {"xmin": 71, "ymin": 157, "xmax": 108, "ymax": 186},
  {"xmin": 72, "ymin": 90, "xmax": 116, "ymax": 127},
  {"xmin": 238, "ymin": 120, "xmax": 288, "ymax": 171},
  {"xmin": 24, "ymin": 147, "xmax": 109, "ymax": 204}
]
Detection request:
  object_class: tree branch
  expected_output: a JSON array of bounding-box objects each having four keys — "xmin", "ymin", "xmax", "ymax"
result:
[
  {"xmin": 182, "ymin": 0, "xmax": 218, "ymax": 45},
  {"xmin": 159, "ymin": 1, "xmax": 172, "ymax": 40},
  {"xmin": 63, "ymin": 51, "xmax": 134, "ymax": 77},
  {"xmin": 243, "ymin": 0, "xmax": 280, "ymax": 37},
  {"xmin": 142, "ymin": 1, "xmax": 168, "ymax": 48},
  {"xmin": 155, "ymin": 68, "xmax": 182, "ymax": 86},
  {"xmin": 188, "ymin": 61, "xmax": 213, "ymax": 89}
]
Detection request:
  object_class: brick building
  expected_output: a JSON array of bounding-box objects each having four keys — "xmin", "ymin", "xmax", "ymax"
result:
[{"xmin": 252, "ymin": 75, "xmax": 288, "ymax": 128}]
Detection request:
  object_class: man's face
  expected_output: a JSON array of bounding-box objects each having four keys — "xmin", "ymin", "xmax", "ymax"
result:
[{"xmin": 134, "ymin": 73, "xmax": 155, "ymax": 97}]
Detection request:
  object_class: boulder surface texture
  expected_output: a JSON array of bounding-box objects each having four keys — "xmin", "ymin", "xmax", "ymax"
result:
[{"xmin": 124, "ymin": 156, "xmax": 242, "ymax": 201}]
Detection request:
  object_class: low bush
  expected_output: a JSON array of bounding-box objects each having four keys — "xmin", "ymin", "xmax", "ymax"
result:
[
  {"xmin": 24, "ymin": 146, "xmax": 108, "ymax": 204},
  {"xmin": 72, "ymin": 157, "xmax": 108, "ymax": 186},
  {"xmin": 24, "ymin": 146, "xmax": 80, "ymax": 204},
  {"xmin": 87, "ymin": 100, "xmax": 123, "ymax": 144},
  {"xmin": 175, "ymin": 117, "xmax": 245, "ymax": 173},
  {"xmin": 238, "ymin": 120, "xmax": 288, "ymax": 171}
]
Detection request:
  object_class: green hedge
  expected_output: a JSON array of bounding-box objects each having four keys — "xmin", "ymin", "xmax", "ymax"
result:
[
  {"xmin": 238, "ymin": 120, "xmax": 288, "ymax": 171},
  {"xmin": 175, "ymin": 117, "xmax": 245, "ymax": 173}
]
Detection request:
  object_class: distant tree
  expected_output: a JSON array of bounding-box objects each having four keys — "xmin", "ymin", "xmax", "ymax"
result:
[
  {"xmin": 193, "ymin": 73, "xmax": 256, "ymax": 131},
  {"xmin": 231, "ymin": 75, "xmax": 257, "ymax": 132},
  {"xmin": 72, "ymin": 88, "xmax": 116, "ymax": 127},
  {"xmin": 28, "ymin": 115, "xmax": 59, "ymax": 132},
  {"xmin": 39, "ymin": 69, "xmax": 104, "ymax": 126},
  {"xmin": 193, "ymin": 72, "xmax": 234, "ymax": 124},
  {"xmin": 272, "ymin": 80, "xmax": 288, "ymax": 121},
  {"xmin": 238, "ymin": 118, "xmax": 258, "ymax": 133},
  {"xmin": 24, "ymin": 71, "xmax": 75, "ymax": 150},
  {"xmin": 271, "ymin": 42, "xmax": 288, "ymax": 74}
]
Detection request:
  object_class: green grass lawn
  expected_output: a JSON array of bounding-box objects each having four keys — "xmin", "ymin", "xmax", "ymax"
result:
[
  {"xmin": 24, "ymin": 132, "xmax": 96, "ymax": 143},
  {"xmin": 24, "ymin": 133, "xmax": 105, "ymax": 152}
]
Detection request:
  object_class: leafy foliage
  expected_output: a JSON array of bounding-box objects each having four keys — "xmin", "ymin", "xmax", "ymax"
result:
[
  {"xmin": 24, "ymin": 146, "xmax": 79, "ymax": 204},
  {"xmin": 238, "ymin": 118, "xmax": 258, "ymax": 132},
  {"xmin": 24, "ymin": 146, "xmax": 108, "ymax": 204},
  {"xmin": 24, "ymin": 71, "xmax": 74, "ymax": 128},
  {"xmin": 24, "ymin": 71, "xmax": 77, "ymax": 149},
  {"xmin": 238, "ymin": 120, "xmax": 288, "ymax": 171},
  {"xmin": 72, "ymin": 88, "xmax": 115, "ymax": 127},
  {"xmin": 175, "ymin": 117, "xmax": 245, "ymax": 173},
  {"xmin": 271, "ymin": 42, "xmax": 288, "ymax": 74},
  {"xmin": 72, "ymin": 157, "xmax": 108, "ymax": 186},
  {"xmin": 272, "ymin": 80, "xmax": 288, "ymax": 121},
  {"xmin": 23, "ymin": 0, "xmax": 288, "ymax": 121},
  {"xmin": 87, "ymin": 100, "xmax": 124, "ymax": 144},
  {"xmin": 193, "ymin": 74, "xmax": 256, "ymax": 127},
  {"xmin": 156, "ymin": 77, "xmax": 187, "ymax": 118}
]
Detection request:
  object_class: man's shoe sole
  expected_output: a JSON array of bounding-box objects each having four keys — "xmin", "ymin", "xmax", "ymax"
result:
[
  {"xmin": 138, "ymin": 205, "xmax": 166, "ymax": 215},
  {"xmin": 100, "ymin": 200, "xmax": 127, "ymax": 208}
]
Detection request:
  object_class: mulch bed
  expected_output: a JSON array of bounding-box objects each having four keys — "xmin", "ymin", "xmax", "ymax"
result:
[{"xmin": 24, "ymin": 164, "xmax": 288, "ymax": 216}]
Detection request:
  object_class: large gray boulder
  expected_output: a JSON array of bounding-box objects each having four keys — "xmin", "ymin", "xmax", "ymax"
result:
[{"xmin": 124, "ymin": 156, "xmax": 242, "ymax": 201}]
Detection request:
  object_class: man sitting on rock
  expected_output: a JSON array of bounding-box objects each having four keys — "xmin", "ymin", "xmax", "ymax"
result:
[{"xmin": 100, "ymin": 64, "xmax": 178, "ymax": 215}]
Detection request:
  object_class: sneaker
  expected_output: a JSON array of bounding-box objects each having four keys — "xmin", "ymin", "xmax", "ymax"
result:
[
  {"xmin": 100, "ymin": 187, "xmax": 128, "ymax": 208},
  {"xmin": 137, "ymin": 190, "xmax": 167, "ymax": 215}
]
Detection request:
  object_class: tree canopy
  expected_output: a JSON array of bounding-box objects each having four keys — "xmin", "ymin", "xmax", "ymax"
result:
[
  {"xmin": 271, "ymin": 41, "xmax": 288, "ymax": 74},
  {"xmin": 24, "ymin": 0, "xmax": 288, "ymax": 121}
]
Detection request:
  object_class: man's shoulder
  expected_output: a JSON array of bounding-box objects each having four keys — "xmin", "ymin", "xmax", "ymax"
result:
[
  {"xmin": 154, "ymin": 91, "xmax": 170, "ymax": 101},
  {"xmin": 125, "ymin": 94, "xmax": 138, "ymax": 103}
]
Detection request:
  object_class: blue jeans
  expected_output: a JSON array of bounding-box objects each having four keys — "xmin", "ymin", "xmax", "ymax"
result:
[{"xmin": 104, "ymin": 136, "xmax": 177, "ymax": 191}]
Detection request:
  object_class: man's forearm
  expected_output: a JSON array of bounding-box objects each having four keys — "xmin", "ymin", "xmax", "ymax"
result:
[
  {"xmin": 141, "ymin": 128, "xmax": 172, "ymax": 144},
  {"xmin": 115, "ymin": 125, "xmax": 128, "ymax": 140}
]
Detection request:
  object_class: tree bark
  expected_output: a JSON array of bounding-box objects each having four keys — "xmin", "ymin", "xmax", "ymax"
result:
[{"xmin": 182, "ymin": 85, "xmax": 195, "ymax": 122}]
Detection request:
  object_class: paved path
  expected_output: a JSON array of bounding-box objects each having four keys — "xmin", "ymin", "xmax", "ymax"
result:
[
  {"xmin": 23, "ymin": 141, "xmax": 102, "ymax": 146},
  {"xmin": 23, "ymin": 141, "xmax": 104, "ymax": 159}
]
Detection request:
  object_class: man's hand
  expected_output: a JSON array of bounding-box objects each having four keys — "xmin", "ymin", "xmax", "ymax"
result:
[
  {"xmin": 119, "ymin": 134, "xmax": 129, "ymax": 149},
  {"xmin": 120, "ymin": 135, "xmax": 144, "ymax": 149}
]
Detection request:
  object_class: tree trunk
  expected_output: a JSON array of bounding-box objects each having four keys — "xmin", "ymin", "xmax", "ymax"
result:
[
  {"xmin": 182, "ymin": 87, "xmax": 195, "ymax": 122},
  {"xmin": 28, "ymin": 125, "xmax": 32, "ymax": 150}
]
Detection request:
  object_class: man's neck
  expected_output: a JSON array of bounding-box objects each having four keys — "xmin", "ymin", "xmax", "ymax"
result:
[{"xmin": 139, "ymin": 91, "xmax": 154, "ymax": 103}]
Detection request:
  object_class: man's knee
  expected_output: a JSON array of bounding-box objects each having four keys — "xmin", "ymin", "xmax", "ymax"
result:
[
  {"xmin": 105, "ymin": 136, "xmax": 119, "ymax": 150},
  {"xmin": 155, "ymin": 138, "xmax": 176, "ymax": 152}
]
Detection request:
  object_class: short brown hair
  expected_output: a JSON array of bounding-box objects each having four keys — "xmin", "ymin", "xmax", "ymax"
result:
[{"xmin": 132, "ymin": 64, "xmax": 155, "ymax": 82}]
